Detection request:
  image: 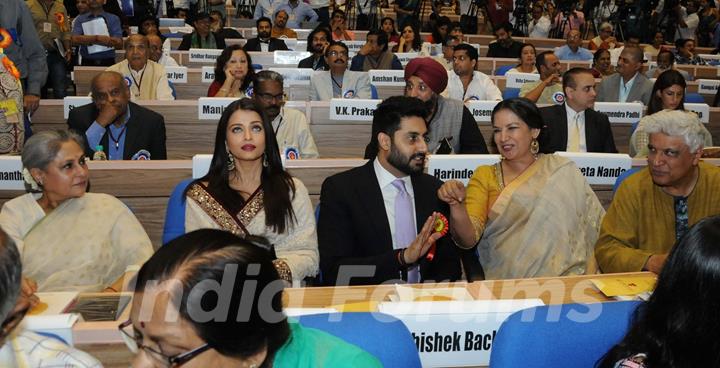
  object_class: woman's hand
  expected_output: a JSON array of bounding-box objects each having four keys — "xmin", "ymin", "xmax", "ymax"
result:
[
  {"xmin": 224, "ymin": 67, "xmax": 236, "ymax": 85},
  {"xmin": 438, "ymin": 180, "xmax": 466, "ymax": 206},
  {"xmin": 21, "ymin": 278, "xmax": 39, "ymax": 308}
]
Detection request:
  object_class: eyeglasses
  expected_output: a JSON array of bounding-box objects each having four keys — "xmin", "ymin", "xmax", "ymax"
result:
[
  {"xmin": 118, "ymin": 319, "xmax": 211, "ymax": 367},
  {"xmin": 327, "ymin": 50, "xmax": 348, "ymax": 57},
  {"xmin": 256, "ymin": 92, "xmax": 284, "ymax": 103}
]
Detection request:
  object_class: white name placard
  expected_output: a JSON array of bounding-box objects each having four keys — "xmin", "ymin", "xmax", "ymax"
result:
[
  {"xmin": 685, "ymin": 103, "xmax": 710, "ymax": 123},
  {"xmin": 369, "ymin": 69, "xmax": 406, "ymax": 86},
  {"xmin": 555, "ymin": 152, "xmax": 632, "ymax": 185},
  {"xmin": 192, "ymin": 154, "xmax": 212, "ymax": 178},
  {"xmin": 165, "ymin": 66, "xmax": 188, "ymax": 83},
  {"xmin": 0, "ymin": 156, "xmax": 24, "ymax": 190},
  {"xmin": 188, "ymin": 48, "xmax": 222, "ymax": 63},
  {"xmin": 504, "ymin": 72, "xmax": 540, "ymax": 88},
  {"xmin": 329, "ymin": 98, "xmax": 381, "ymax": 121},
  {"xmin": 697, "ymin": 79, "xmax": 720, "ymax": 95},
  {"xmin": 396, "ymin": 52, "xmax": 420, "ymax": 66},
  {"xmin": 427, "ymin": 154, "xmax": 502, "ymax": 185},
  {"xmin": 593, "ymin": 102, "xmax": 644, "ymax": 123},
  {"xmin": 378, "ymin": 299, "xmax": 544, "ymax": 367},
  {"xmin": 269, "ymin": 67, "xmax": 313, "ymax": 86},
  {"xmin": 64, "ymin": 96, "xmax": 93, "ymax": 119},
  {"xmin": 201, "ymin": 66, "xmax": 215, "ymax": 83},
  {"xmin": 197, "ymin": 97, "xmax": 236, "ymax": 120},
  {"xmin": 465, "ymin": 101, "xmax": 501, "ymax": 123},
  {"xmin": 343, "ymin": 41, "xmax": 366, "ymax": 53},
  {"xmin": 274, "ymin": 50, "xmax": 311, "ymax": 65}
]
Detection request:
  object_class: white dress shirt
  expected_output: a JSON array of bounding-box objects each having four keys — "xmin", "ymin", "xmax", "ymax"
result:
[
  {"xmin": 373, "ymin": 158, "xmax": 417, "ymax": 250},
  {"xmin": 444, "ymin": 70, "xmax": 503, "ymax": 101},
  {"xmin": 565, "ymin": 103, "xmax": 587, "ymax": 152},
  {"xmin": 528, "ymin": 15, "xmax": 551, "ymax": 38}
]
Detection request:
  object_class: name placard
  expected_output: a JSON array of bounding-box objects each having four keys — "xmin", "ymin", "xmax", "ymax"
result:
[
  {"xmin": 268, "ymin": 67, "xmax": 313, "ymax": 86},
  {"xmin": 343, "ymin": 41, "xmax": 366, "ymax": 53},
  {"xmin": 465, "ymin": 101, "xmax": 501, "ymax": 123},
  {"xmin": 504, "ymin": 72, "xmax": 540, "ymax": 88},
  {"xmin": 697, "ymin": 79, "xmax": 720, "ymax": 95},
  {"xmin": 368, "ymin": 69, "xmax": 406, "ymax": 86},
  {"xmin": 378, "ymin": 299, "xmax": 544, "ymax": 367},
  {"xmin": 197, "ymin": 97, "xmax": 236, "ymax": 120},
  {"xmin": 201, "ymin": 66, "xmax": 215, "ymax": 83},
  {"xmin": 274, "ymin": 50, "xmax": 311, "ymax": 65},
  {"xmin": 188, "ymin": 48, "xmax": 222, "ymax": 63},
  {"xmin": 165, "ymin": 66, "xmax": 188, "ymax": 83},
  {"xmin": 0, "ymin": 156, "xmax": 24, "ymax": 190},
  {"xmin": 64, "ymin": 96, "xmax": 93, "ymax": 119},
  {"xmin": 427, "ymin": 154, "xmax": 502, "ymax": 185},
  {"xmin": 684, "ymin": 103, "xmax": 710, "ymax": 123},
  {"xmin": 555, "ymin": 152, "xmax": 632, "ymax": 185},
  {"xmin": 329, "ymin": 98, "xmax": 381, "ymax": 121},
  {"xmin": 593, "ymin": 102, "xmax": 643, "ymax": 123},
  {"xmin": 192, "ymin": 154, "xmax": 212, "ymax": 178},
  {"xmin": 396, "ymin": 52, "xmax": 420, "ymax": 66}
]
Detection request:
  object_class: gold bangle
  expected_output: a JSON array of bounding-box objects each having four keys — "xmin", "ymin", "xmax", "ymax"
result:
[{"xmin": 273, "ymin": 259, "xmax": 293, "ymax": 283}]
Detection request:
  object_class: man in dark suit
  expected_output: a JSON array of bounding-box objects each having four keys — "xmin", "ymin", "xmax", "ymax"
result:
[
  {"xmin": 243, "ymin": 17, "xmax": 288, "ymax": 52},
  {"xmin": 318, "ymin": 96, "xmax": 481, "ymax": 286},
  {"xmin": 540, "ymin": 67, "xmax": 617, "ymax": 153},
  {"xmin": 67, "ymin": 71, "xmax": 167, "ymax": 160}
]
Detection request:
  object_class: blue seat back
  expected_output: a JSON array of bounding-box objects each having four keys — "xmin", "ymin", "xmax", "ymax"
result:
[
  {"xmin": 495, "ymin": 64, "xmax": 515, "ymax": 76},
  {"xmin": 613, "ymin": 167, "xmax": 641, "ymax": 193},
  {"xmin": 503, "ymin": 88, "xmax": 520, "ymax": 100},
  {"xmin": 162, "ymin": 178, "xmax": 194, "ymax": 245},
  {"xmin": 298, "ymin": 312, "xmax": 421, "ymax": 367},
  {"xmin": 685, "ymin": 92, "xmax": 704, "ymax": 103},
  {"xmin": 370, "ymin": 84, "xmax": 379, "ymax": 99},
  {"xmin": 489, "ymin": 301, "xmax": 641, "ymax": 368}
]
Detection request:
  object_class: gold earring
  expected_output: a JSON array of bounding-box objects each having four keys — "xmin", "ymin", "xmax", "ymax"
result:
[
  {"xmin": 227, "ymin": 150, "xmax": 235, "ymax": 171},
  {"xmin": 530, "ymin": 138, "xmax": 539, "ymax": 156}
]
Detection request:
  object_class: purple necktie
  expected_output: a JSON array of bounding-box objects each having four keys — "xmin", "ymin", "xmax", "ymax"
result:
[{"xmin": 392, "ymin": 179, "xmax": 420, "ymax": 283}]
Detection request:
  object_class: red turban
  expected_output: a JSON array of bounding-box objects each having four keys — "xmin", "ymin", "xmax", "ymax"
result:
[{"xmin": 404, "ymin": 57, "xmax": 448, "ymax": 94}]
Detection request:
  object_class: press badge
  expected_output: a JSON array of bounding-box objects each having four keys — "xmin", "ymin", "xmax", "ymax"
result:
[
  {"xmin": 43, "ymin": 23, "xmax": 52, "ymax": 33},
  {"xmin": 283, "ymin": 146, "xmax": 300, "ymax": 160}
]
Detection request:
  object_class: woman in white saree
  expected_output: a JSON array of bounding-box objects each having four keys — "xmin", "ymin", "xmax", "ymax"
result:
[
  {"xmin": 0, "ymin": 130, "xmax": 153, "ymax": 292},
  {"xmin": 439, "ymin": 98, "xmax": 605, "ymax": 279},
  {"xmin": 184, "ymin": 98, "xmax": 319, "ymax": 285}
]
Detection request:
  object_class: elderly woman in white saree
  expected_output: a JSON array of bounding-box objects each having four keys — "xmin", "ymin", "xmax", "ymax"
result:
[
  {"xmin": 439, "ymin": 98, "xmax": 605, "ymax": 279},
  {"xmin": 184, "ymin": 98, "xmax": 318, "ymax": 285},
  {"xmin": 0, "ymin": 130, "xmax": 153, "ymax": 292}
]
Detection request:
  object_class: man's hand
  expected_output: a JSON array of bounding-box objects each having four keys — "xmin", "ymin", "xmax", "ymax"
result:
[
  {"xmin": 23, "ymin": 95, "xmax": 40, "ymax": 116},
  {"xmin": 543, "ymin": 73, "xmax": 560, "ymax": 86},
  {"xmin": 403, "ymin": 213, "xmax": 444, "ymax": 264},
  {"xmin": 95, "ymin": 35, "xmax": 113, "ymax": 46},
  {"xmin": 358, "ymin": 43, "xmax": 372, "ymax": 56},
  {"xmin": 64, "ymin": 50, "xmax": 73, "ymax": 63},
  {"xmin": 95, "ymin": 102, "xmax": 123, "ymax": 127},
  {"xmin": 438, "ymin": 180, "xmax": 466, "ymax": 206},
  {"xmin": 20, "ymin": 277, "xmax": 39, "ymax": 308},
  {"xmin": 644, "ymin": 254, "xmax": 668, "ymax": 274}
]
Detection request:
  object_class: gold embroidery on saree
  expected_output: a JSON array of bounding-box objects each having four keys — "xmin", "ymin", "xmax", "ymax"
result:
[{"xmin": 187, "ymin": 183, "xmax": 246, "ymax": 236}]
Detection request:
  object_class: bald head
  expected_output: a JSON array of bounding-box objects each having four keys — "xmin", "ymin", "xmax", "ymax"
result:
[
  {"xmin": 567, "ymin": 30, "xmax": 582, "ymax": 51},
  {"xmin": 91, "ymin": 71, "xmax": 130, "ymax": 113},
  {"xmin": 147, "ymin": 34, "xmax": 163, "ymax": 63},
  {"xmin": 125, "ymin": 34, "xmax": 149, "ymax": 71}
]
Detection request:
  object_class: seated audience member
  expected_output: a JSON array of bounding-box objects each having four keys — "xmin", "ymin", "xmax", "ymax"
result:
[
  {"xmin": 435, "ymin": 36, "xmax": 461, "ymax": 71},
  {"xmin": 647, "ymin": 49, "xmax": 692, "ymax": 80},
  {"xmin": 330, "ymin": 10, "xmax": 355, "ymax": 41},
  {"xmin": 393, "ymin": 19, "xmax": 427, "ymax": 54},
  {"xmin": 350, "ymin": 30, "xmax": 403, "ymax": 71},
  {"xmin": 595, "ymin": 110, "xmax": 720, "ymax": 274},
  {"xmin": 528, "ymin": 3, "xmax": 551, "ymax": 38},
  {"xmin": 589, "ymin": 22, "xmax": 618, "ymax": 50},
  {"xmin": 207, "ymin": 45, "xmax": 256, "ymax": 98},
  {"xmin": 438, "ymin": 98, "xmax": 604, "ymax": 279},
  {"xmin": 0, "ymin": 227, "xmax": 103, "ymax": 366},
  {"xmin": 209, "ymin": 10, "xmax": 243, "ymax": 39},
  {"xmin": 271, "ymin": 9, "xmax": 297, "ymax": 39},
  {"xmin": 597, "ymin": 215, "xmax": 720, "ymax": 368},
  {"xmin": 400, "ymin": 58, "xmax": 488, "ymax": 154},
  {"xmin": 675, "ymin": 38, "xmax": 707, "ymax": 65},
  {"xmin": 0, "ymin": 130, "xmax": 153, "ymax": 291},
  {"xmin": 67, "ymin": 71, "xmax": 167, "ymax": 160},
  {"xmin": 298, "ymin": 27, "xmax": 331, "ymax": 70},
  {"xmin": 520, "ymin": 51, "xmax": 564, "ymax": 104},
  {"xmin": 645, "ymin": 31, "xmax": 666, "ymax": 57},
  {"xmin": 244, "ymin": 17, "xmax": 289, "ymax": 52},
  {"xmin": 445, "ymin": 43, "xmax": 502, "ymax": 101},
  {"xmin": 448, "ymin": 22, "xmax": 464, "ymax": 40},
  {"xmin": 184, "ymin": 99, "xmax": 319, "ymax": 284},
  {"xmin": 253, "ymin": 71, "xmax": 319, "ymax": 158},
  {"xmin": 487, "ymin": 22, "xmax": 524, "ymax": 58},
  {"xmin": 310, "ymin": 41, "xmax": 371, "ymax": 100},
  {"xmin": 381, "ymin": 16, "xmax": 401, "ymax": 44},
  {"xmin": 631, "ymin": 70, "xmax": 712, "ymax": 157},
  {"xmin": 319, "ymin": 96, "xmax": 480, "ymax": 286},
  {"xmin": 71, "ymin": 0, "xmax": 122, "ymax": 66},
  {"xmin": 609, "ymin": 35, "xmax": 641, "ymax": 65},
  {"xmin": 507, "ymin": 43, "xmax": 538, "ymax": 74},
  {"xmin": 178, "ymin": 12, "xmax": 226, "ymax": 50},
  {"xmin": 596, "ymin": 46, "xmax": 653, "ymax": 104},
  {"xmin": 554, "ymin": 30, "xmax": 593, "ymax": 61},
  {"xmin": 106, "ymin": 35, "xmax": 174, "ymax": 101},
  {"xmin": 276, "ymin": 0, "xmax": 319, "ymax": 29},
  {"xmin": 124, "ymin": 229, "xmax": 381, "ymax": 366},
  {"xmin": 147, "ymin": 34, "xmax": 179, "ymax": 67},
  {"xmin": 591, "ymin": 48, "xmax": 615, "ymax": 78},
  {"xmin": 428, "ymin": 16, "xmax": 451, "ymax": 44},
  {"xmin": 540, "ymin": 68, "xmax": 617, "ymax": 153}
]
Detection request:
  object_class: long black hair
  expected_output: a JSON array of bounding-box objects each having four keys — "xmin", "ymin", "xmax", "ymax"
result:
[
  {"xmin": 597, "ymin": 215, "xmax": 720, "ymax": 367},
  {"xmin": 189, "ymin": 98, "xmax": 296, "ymax": 233},
  {"xmin": 647, "ymin": 69, "xmax": 686, "ymax": 115},
  {"xmin": 399, "ymin": 19, "xmax": 422, "ymax": 52},
  {"xmin": 213, "ymin": 45, "xmax": 256, "ymax": 93}
]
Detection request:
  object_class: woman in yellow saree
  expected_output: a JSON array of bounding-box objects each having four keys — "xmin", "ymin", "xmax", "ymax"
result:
[{"xmin": 439, "ymin": 98, "xmax": 604, "ymax": 279}]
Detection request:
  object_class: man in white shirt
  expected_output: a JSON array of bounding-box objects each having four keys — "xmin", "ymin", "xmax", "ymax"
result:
[
  {"xmin": 528, "ymin": 3, "xmax": 551, "ymax": 38},
  {"xmin": 444, "ymin": 43, "xmax": 502, "ymax": 102},
  {"xmin": 105, "ymin": 34, "xmax": 174, "ymax": 101},
  {"xmin": 434, "ymin": 36, "xmax": 460, "ymax": 71},
  {"xmin": 253, "ymin": 70, "xmax": 319, "ymax": 159},
  {"xmin": 675, "ymin": 1, "xmax": 699, "ymax": 41},
  {"xmin": 147, "ymin": 34, "xmax": 179, "ymax": 68},
  {"xmin": 254, "ymin": 0, "xmax": 280, "ymax": 19}
]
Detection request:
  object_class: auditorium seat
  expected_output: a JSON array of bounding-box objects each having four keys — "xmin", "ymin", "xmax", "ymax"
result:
[
  {"xmin": 297, "ymin": 312, "xmax": 421, "ymax": 367},
  {"xmin": 370, "ymin": 84, "xmax": 379, "ymax": 99},
  {"xmin": 495, "ymin": 65, "xmax": 514, "ymax": 76},
  {"xmin": 162, "ymin": 178, "xmax": 193, "ymax": 245},
  {"xmin": 503, "ymin": 88, "xmax": 520, "ymax": 100},
  {"xmin": 613, "ymin": 167, "xmax": 642, "ymax": 193},
  {"xmin": 489, "ymin": 301, "xmax": 641, "ymax": 368}
]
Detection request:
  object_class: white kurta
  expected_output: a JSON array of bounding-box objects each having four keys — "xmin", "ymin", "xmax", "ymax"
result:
[
  {"xmin": 444, "ymin": 70, "xmax": 503, "ymax": 101},
  {"xmin": 272, "ymin": 107, "xmax": 319, "ymax": 159}
]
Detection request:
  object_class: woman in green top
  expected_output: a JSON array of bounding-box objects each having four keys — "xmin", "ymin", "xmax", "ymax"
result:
[{"xmin": 120, "ymin": 229, "xmax": 381, "ymax": 367}]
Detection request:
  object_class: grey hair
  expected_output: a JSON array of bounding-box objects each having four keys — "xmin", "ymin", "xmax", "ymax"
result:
[
  {"xmin": 643, "ymin": 110, "xmax": 706, "ymax": 152},
  {"xmin": 0, "ymin": 227, "xmax": 21, "ymax": 322},
  {"xmin": 255, "ymin": 70, "xmax": 284, "ymax": 86},
  {"xmin": 22, "ymin": 130, "xmax": 85, "ymax": 171}
]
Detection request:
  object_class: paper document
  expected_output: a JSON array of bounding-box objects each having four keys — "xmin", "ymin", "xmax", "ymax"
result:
[
  {"xmin": 81, "ymin": 18, "xmax": 113, "ymax": 54},
  {"xmin": 590, "ymin": 275, "xmax": 656, "ymax": 297}
]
